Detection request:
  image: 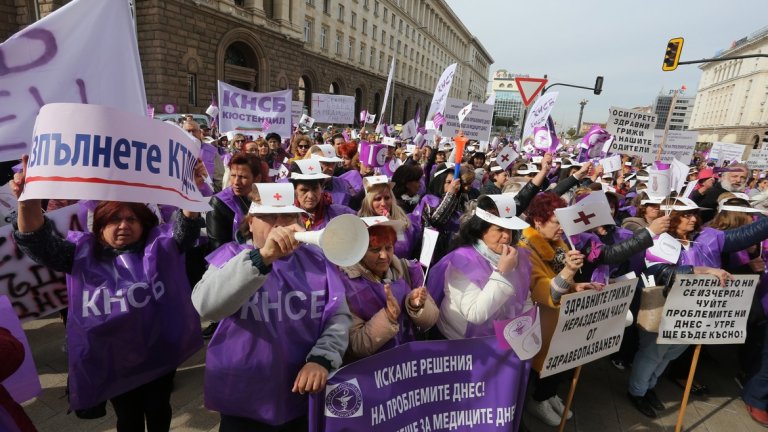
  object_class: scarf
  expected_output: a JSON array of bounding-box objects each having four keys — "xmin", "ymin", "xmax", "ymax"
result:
[
  {"xmin": 298, "ymin": 192, "xmax": 333, "ymax": 230},
  {"xmin": 401, "ymin": 193, "xmax": 421, "ymax": 206},
  {"xmin": 473, "ymin": 240, "xmax": 501, "ymax": 268},
  {"xmin": 520, "ymin": 227, "xmax": 568, "ymax": 273}
]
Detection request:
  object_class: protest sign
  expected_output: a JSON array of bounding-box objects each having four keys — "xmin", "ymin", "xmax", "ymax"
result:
[
  {"xmin": 426, "ymin": 63, "xmax": 458, "ymax": 121},
  {"xmin": 442, "ymin": 99, "xmax": 494, "ymax": 141},
  {"xmin": 217, "ymin": 82, "xmax": 292, "ymax": 137},
  {"xmin": 21, "ymin": 103, "xmax": 211, "ymax": 212},
  {"xmin": 540, "ymin": 279, "xmax": 637, "ymax": 377},
  {"xmin": 0, "ymin": 296, "xmax": 42, "ymax": 403},
  {"xmin": 292, "ymin": 101, "xmax": 305, "ymax": 126},
  {"xmin": 605, "ymin": 107, "xmax": 657, "ymax": 159},
  {"xmin": 0, "ymin": 204, "xmax": 81, "ymax": 321},
  {"xmin": 311, "ymin": 94, "xmax": 355, "ymax": 124},
  {"xmin": 658, "ymin": 274, "xmax": 757, "ymax": 344},
  {"xmin": 645, "ymin": 130, "xmax": 698, "ymax": 165},
  {"xmin": 311, "ymin": 337, "xmax": 528, "ymax": 432},
  {"xmin": 709, "ymin": 141, "xmax": 748, "ymax": 162},
  {"xmin": 748, "ymin": 148, "xmax": 768, "ymax": 170},
  {"xmin": 399, "ymin": 120, "xmax": 417, "ymax": 140},
  {"xmin": 554, "ymin": 192, "xmax": 615, "ymax": 238},
  {"xmin": 599, "ymin": 154, "xmax": 622, "ymax": 173},
  {"xmin": 522, "ymin": 92, "xmax": 558, "ymax": 143},
  {"xmin": 496, "ymin": 146, "xmax": 518, "ymax": 170},
  {"xmin": 0, "ymin": 0, "xmax": 147, "ymax": 162},
  {"xmin": 419, "ymin": 228, "xmax": 440, "ymax": 267}
]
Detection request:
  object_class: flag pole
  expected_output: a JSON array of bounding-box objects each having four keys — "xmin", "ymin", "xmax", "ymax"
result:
[
  {"xmin": 674, "ymin": 344, "xmax": 702, "ymax": 432},
  {"xmin": 557, "ymin": 365, "xmax": 582, "ymax": 432}
]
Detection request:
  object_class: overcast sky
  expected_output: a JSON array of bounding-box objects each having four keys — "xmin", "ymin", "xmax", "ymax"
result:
[{"xmin": 445, "ymin": 0, "xmax": 768, "ymax": 131}]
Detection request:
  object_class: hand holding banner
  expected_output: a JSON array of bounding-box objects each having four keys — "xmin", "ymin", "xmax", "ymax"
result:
[{"xmin": 21, "ymin": 104, "xmax": 211, "ymax": 211}]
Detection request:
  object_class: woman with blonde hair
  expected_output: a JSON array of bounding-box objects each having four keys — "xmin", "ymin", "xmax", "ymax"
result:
[
  {"xmin": 288, "ymin": 134, "xmax": 312, "ymax": 163},
  {"xmin": 358, "ymin": 176, "xmax": 421, "ymax": 260}
]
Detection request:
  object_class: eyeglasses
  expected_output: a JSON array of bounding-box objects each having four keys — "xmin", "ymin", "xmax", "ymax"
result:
[
  {"xmin": 235, "ymin": 139, "xmax": 246, "ymax": 143},
  {"xmin": 297, "ymin": 144, "xmax": 311, "ymax": 149}
]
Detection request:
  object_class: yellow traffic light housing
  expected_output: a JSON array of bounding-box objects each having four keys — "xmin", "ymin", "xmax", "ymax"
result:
[{"xmin": 663, "ymin": 37, "xmax": 684, "ymax": 71}]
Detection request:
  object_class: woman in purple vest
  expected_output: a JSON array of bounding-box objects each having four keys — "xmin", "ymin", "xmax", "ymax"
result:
[
  {"xmin": 341, "ymin": 218, "xmax": 438, "ymax": 361},
  {"xmin": 427, "ymin": 194, "xmax": 532, "ymax": 338},
  {"xmin": 11, "ymin": 156, "xmax": 205, "ymax": 432},
  {"xmin": 358, "ymin": 175, "xmax": 421, "ymax": 260},
  {"xmin": 192, "ymin": 183, "xmax": 351, "ymax": 431}
]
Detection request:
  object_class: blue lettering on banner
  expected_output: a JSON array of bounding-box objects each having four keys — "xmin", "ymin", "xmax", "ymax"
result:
[
  {"xmin": 221, "ymin": 91, "xmax": 287, "ymax": 113},
  {"xmin": 113, "ymin": 138, "xmax": 130, "ymax": 169},
  {"xmin": 92, "ymin": 135, "xmax": 112, "ymax": 168}
]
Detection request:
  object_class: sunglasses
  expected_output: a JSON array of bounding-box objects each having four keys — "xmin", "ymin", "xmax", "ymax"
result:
[
  {"xmin": 297, "ymin": 144, "xmax": 311, "ymax": 149},
  {"xmin": 235, "ymin": 139, "xmax": 246, "ymax": 143}
]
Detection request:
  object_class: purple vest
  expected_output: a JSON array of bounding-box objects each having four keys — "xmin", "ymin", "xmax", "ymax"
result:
[
  {"xmin": 312, "ymin": 204, "xmax": 356, "ymax": 231},
  {"xmin": 412, "ymin": 194, "xmax": 460, "ymax": 233},
  {"xmin": 426, "ymin": 246, "xmax": 532, "ymax": 338},
  {"xmin": 682, "ymin": 228, "xmax": 725, "ymax": 267},
  {"xmin": 65, "ymin": 226, "xmax": 202, "ymax": 410},
  {"xmin": 394, "ymin": 222, "xmax": 422, "ymax": 260},
  {"xmin": 204, "ymin": 243, "xmax": 345, "ymax": 425},
  {"xmin": 327, "ymin": 177, "xmax": 353, "ymax": 207},
  {"xmin": 339, "ymin": 170, "xmax": 364, "ymax": 195},
  {"xmin": 215, "ymin": 187, "xmax": 246, "ymax": 238},
  {"xmin": 343, "ymin": 260, "xmax": 425, "ymax": 353},
  {"xmin": 200, "ymin": 142, "xmax": 218, "ymax": 178}
]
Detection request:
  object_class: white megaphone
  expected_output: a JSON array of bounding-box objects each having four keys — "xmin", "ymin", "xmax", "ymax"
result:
[{"xmin": 294, "ymin": 214, "xmax": 370, "ymax": 267}]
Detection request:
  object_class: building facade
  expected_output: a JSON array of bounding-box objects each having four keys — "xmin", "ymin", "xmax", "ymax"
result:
[
  {"xmin": 489, "ymin": 69, "xmax": 524, "ymax": 132},
  {"xmin": 651, "ymin": 92, "xmax": 695, "ymax": 131},
  {"xmin": 689, "ymin": 25, "xmax": 768, "ymax": 148},
  {"xmin": 1, "ymin": 0, "xmax": 493, "ymax": 126}
]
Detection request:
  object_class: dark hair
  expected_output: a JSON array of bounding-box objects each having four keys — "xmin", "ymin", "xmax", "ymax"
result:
[
  {"xmin": 392, "ymin": 164, "xmax": 423, "ymax": 197},
  {"xmin": 427, "ymin": 164, "xmax": 453, "ymax": 198},
  {"xmin": 331, "ymin": 133, "xmax": 345, "ymax": 142},
  {"xmin": 450, "ymin": 196, "xmax": 520, "ymax": 250},
  {"xmin": 472, "ymin": 152, "xmax": 486, "ymax": 161},
  {"xmin": 265, "ymin": 132, "xmax": 281, "ymax": 142},
  {"xmin": 229, "ymin": 153, "xmax": 262, "ymax": 179},
  {"xmin": 92, "ymin": 202, "xmax": 159, "ymax": 246},
  {"xmin": 526, "ymin": 192, "xmax": 566, "ymax": 226}
]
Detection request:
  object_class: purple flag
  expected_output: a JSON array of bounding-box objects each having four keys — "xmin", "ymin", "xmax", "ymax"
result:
[
  {"xmin": 433, "ymin": 112, "xmax": 446, "ymax": 128},
  {"xmin": 262, "ymin": 118, "xmax": 272, "ymax": 131},
  {"xmin": 360, "ymin": 110, "xmax": 368, "ymax": 124},
  {"xmin": 310, "ymin": 337, "xmax": 530, "ymax": 432},
  {"xmin": 414, "ymin": 105, "xmax": 422, "ymax": 126}
]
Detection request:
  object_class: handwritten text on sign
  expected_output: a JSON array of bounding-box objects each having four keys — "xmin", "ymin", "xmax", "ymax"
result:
[
  {"xmin": 658, "ymin": 274, "xmax": 757, "ymax": 344},
  {"xmin": 311, "ymin": 94, "xmax": 355, "ymax": 125},
  {"xmin": 312, "ymin": 337, "xmax": 528, "ymax": 432},
  {"xmin": 442, "ymin": 98, "xmax": 494, "ymax": 141},
  {"xmin": 540, "ymin": 279, "xmax": 637, "ymax": 378},
  {"xmin": 21, "ymin": 103, "xmax": 210, "ymax": 212},
  {"xmin": 0, "ymin": 204, "xmax": 81, "ymax": 322},
  {"xmin": 606, "ymin": 107, "xmax": 657, "ymax": 159}
]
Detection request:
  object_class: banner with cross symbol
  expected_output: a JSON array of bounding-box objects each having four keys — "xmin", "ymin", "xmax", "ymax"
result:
[{"xmin": 554, "ymin": 191, "xmax": 616, "ymax": 238}]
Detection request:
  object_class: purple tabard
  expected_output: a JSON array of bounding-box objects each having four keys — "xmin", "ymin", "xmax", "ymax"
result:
[
  {"xmin": 394, "ymin": 222, "xmax": 421, "ymax": 260},
  {"xmin": 426, "ymin": 246, "xmax": 532, "ymax": 337},
  {"xmin": 204, "ymin": 244, "xmax": 345, "ymax": 425},
  {"xmin": 343, "ymin": 261, "xmax": 424, "ymax": 353},
  {"xmin": 199, "ymin": 142, "xmax": 218, "ymax": 178},
  {"xmin": 215, "ymin": 187, "xmax": 246, "ymax": 238},
  {"xmin": 681, "ymin": 228, "xmax": 725, "ymax": 267},
  {"xmin": 339, "ymin": 170, "xmax": 364, "ymax": 195},
  {"xmin": 327, "ymin": 177, "xmax": 354, "ymax": 207},
  {"xmin": 313, "ymin": 204, "xmax": 356, "ymax": 231},
  {"xmin": 65, "ymin": 226, "xmax": 203, "ymax": 410}
]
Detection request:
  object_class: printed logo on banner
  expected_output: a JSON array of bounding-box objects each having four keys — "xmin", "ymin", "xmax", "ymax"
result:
[{"xmin": 325, "ymin": 379, "xmax": 364, "ymax": 418}]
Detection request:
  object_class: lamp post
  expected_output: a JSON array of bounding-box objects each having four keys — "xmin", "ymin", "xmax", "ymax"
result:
[{"xmin": 577, "ymin": 99, "xmax": 588, "ymax": 135}]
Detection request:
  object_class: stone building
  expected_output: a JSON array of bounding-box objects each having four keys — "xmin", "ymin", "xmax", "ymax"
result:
[
  {"xmin": 689, "ymin": 25, "xmax": 768, "ymax": 148},
  {"xmin": 2, "ymin": 0, "xmax": 493, "ymax": 127}
]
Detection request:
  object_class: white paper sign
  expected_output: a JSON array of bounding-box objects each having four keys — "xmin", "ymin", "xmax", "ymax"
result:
[
  {"xmin": 710, "ymin": 141, "xmax": 748, "ymax": 162},
  {"xmin": 22, "ymin": 104, "xmax": 211, "ymax": 211},
  {"xmin": 540, "ymin": 279, "xmax": 638, "ymax": 377},
  {"xmin": 291, "ymin": 101, "xmax": 305, "ymax": 126},
  {"xmin": 419, "ymin": 228, "xmax": 440, "ymax": 267},
  {"xmin": 605, "ymin": 107, "xmax": 657, "ymax": 159},
  {"xmin": 645, "ymin": 130, "xmax": 698, "ymax": 165},
  {"xmin": 311, "ymin": 94, "xmax": 355, "ymax": 124},
  {"xmin": 0, "ymin": 0, "xmax": 147, "ymax": 162},
  {"xmin": 647, "ymin": 233, "xmax": 682, "ymax": 264},
  {"xmin": 399, "ymin": 120, "xmax": 417, "ymax": 140},
  {"xmin": 441, "ymin": 98, "xmax": 494, "ymax": 141},
  {"xmin": 522, "ymin": 92, "xmax": 558, "ymax": 142},
  {"xmin": 658, "ymin": 274, "xmax": 757, "ymax": 344},
  {"xmin": 599, "ymin": 154, "xmax": 622, "ymax": 173},
  {"xmin": 748, "ymin": 149, "xmax": 768, "ymax": 171},
  {"xmin": 298, "ymin": 114, "xmax": 316, "ymax": 128}
]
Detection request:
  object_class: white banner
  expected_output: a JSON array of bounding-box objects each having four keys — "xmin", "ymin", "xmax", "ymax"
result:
[
  {"xmin": 379, "ymin": 58, "xmax": 396, "ymax": 122},
  {"xmin": 0, "ymin": 0, "xmax": 147, "ymax": 162},
  {"xmin": 311, "ymin": 93, "xmax": 355, "ymax": 124},
  {"xmin": 749, "ymin": 148, "xmax": 768, "ymax": 170},
  {"xmin": 658, "ymin": 274, "xmax": 757, "ymax": 344},
  {"xmin": 21, "ymin": 103, "xmax": 211, "ymax": 211},
  {"xmin": 426, "ymin": 63, "xmax": 458, "ymax": 120},
  {"xmin": 442, "ymin": 98, "xmax": 494, "ymax": 141},
  {"xmin": 0, "ymin": 204, "xmax": 81, "ymax": 321},
  {"xmin": 522, "ymin": 92, "xmax": 558, "ymax": 143},
  {"xmin": 710, "ymin": 141, "xmax": 748, "ymax": 162},
  {"xmin": 645, "ymin": 130, "xmax": 698, "ymax": 165},
  {"xmin": 540, "ymin": 279, "xmax": 637, "ymax": 377},
  {"xmin": 292, "ymin": 101, "xmax": 305, "ymax": 127},
  {"xmin": 217, "ymin": 82, "xmax": 292, "ymax": 137},
  {"xmin": 606, "ymin": 107, "xmax": 657, "ymax": 159}
]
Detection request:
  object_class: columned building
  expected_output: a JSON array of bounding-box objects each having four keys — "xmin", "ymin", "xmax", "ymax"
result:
[
  {"xmin": 689, "ymin": 26, "xmax": 768, "ymax": 148},
  {"xmin": 2, "ymin": 0, "xmax": 493, "ymax": 126}
]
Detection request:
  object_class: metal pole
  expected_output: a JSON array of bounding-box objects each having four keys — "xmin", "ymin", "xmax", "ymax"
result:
[
  {"xmin": 390, "ymin": 67, "xmax": 395, "ymax": 125},
  {"xmin": 577, "ymin": 99, "xmax": 588, "ymax": 136}
]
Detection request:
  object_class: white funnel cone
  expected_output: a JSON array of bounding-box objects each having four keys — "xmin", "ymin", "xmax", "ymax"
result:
[{"xmin": 294, "ymin": 214, "xmax": 370, "ymax": 267}]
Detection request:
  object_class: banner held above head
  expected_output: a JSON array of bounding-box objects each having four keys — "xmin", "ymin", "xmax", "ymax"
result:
[{"xmin": 426, "ymin": 63, "xmax": 458, "ymax": 121}]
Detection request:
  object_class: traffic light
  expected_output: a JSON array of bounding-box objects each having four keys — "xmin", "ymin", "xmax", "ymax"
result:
[
  {"xmin": 663, "ymin": 37, "xmax": 684, "ymax": 71},
  {"xmin": 594, "ymin": 76, "xmax": 604, "ymax": 95}
]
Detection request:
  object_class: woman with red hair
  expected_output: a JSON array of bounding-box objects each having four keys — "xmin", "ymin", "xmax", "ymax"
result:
[{"xmin": 340, "ymin": 219, "xmax": 438, "ymax": 361}]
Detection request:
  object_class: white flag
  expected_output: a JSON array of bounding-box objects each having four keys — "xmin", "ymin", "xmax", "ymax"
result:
[
  {"xmin": 298, "ymin": 114, "xmax": 315, "ymax": 128},
  {"xmin": 365, "ymin": 113, "xmax": 376, "ymax": 124},
  {"xmin": 400, "ymin": 120, "xmax": 417, "ymax": 139},
  {"xmin": 496, "ymin": 146, "xmax": 518, "ymax": 170},
  {"xmin": 379, "ymin": 58, "xmax": 396, "ymax": 122},
  {"xmin": 554, "ymin": 192, "xmax": 616, "ymax": 238},
  {"xmin": 0, "ymin": 0, "xmax": 147, "ymax": 162},
  {"xmin": 457, "ymin": 102, "xmax": 473, "ymax": 125},
  {"xmin": 426, "ymin": 63, "xmax": 458, "ymax": 121},
  {"xmin": 484, "ymin": 93, "xmax": 496, "ymax": 106}
]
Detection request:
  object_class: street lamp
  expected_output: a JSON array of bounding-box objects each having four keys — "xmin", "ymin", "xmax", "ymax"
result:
[{"xmin": 577, "ymin": 99, "xmax": 588, "ymax": 135}]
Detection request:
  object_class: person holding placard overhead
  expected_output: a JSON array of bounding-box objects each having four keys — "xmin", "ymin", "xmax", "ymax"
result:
[
  {"xmin": 340, "ymin": 217, "xmax": 438, "ymax": 361},
  {"xmin": 192, "ymin": 183, "xmax": 352, "ymax": 431},
  {"xmin": 428, "ymin": 194, "xmax": 532, "ymax": 337},
  {"xmin": 628, "ymin": 196, "xmax": 768, "ymax": 418},
  {"xmin": 358, "ymin": 175, "xmax": 421, "ymax": 260},
  {"xmin": 12, "ymin": 156, "xmax": 206, "ymax": 432}
]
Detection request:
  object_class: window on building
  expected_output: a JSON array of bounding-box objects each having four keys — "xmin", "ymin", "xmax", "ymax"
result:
[
  {"xmin": 379, "ymin": 51, "xmax": 385, "ymax": 72},
  {"xmin": 348, "ymin": 37, "xmax": 354, "ymax": 59},
  {"xmin": 234, "ymin": 0, "xmax": 244, "ymax": 6},
  {"xmin": 187, "ymin": 74, "xmax": 197, "ymax": 106},
  {"xmin": 335, "ymin": 33, "xmax": 342, "ymax": 55},
  {"xmin": 360, "ymin": 43, "xmax": 366, "ymax": 64},
  {"xmin": 323, "ymin": 0, "xmax": 330, "ymax": 14},
  {"xmin": 372, "ymin": 25, "xmax": 377, "ymax": 40},
  {"xmin": 389, "ymin": 35, "xmax": 394, "ymax": 50},
  {"xmin": 399, "ymin": 19, "xmax": 403, "ymax": 31},
  {"xmin": 370, "ymin": 47, "xmax": 375, "ymax": 67},
  {"xmin": 306, "ymin": 0, "xmax": 314, "ymax": 6},
  {"xmin": 337, "ymin": 4, "xmax": 344, "ymax": 21},
  {"xmin": 397, "ymin": 40, "xmax": 401, "ymax": 54},
  {"xmin": 351, "ymin": 12, "xmax": 357, "ymax": 28},
  {"xmin": 363, "ymin": 0, "xmax": 369, "ymax": 9},
  {"xmin": 374, "ymin": 1, "xmax": 379, "ymax": 15},
  {"xmin": 382, "ymin": 29, "xmax": 386, "ymax": 42},
  {"xmin": 303, "ymin": 19, "xmax": 313, "ymax": 43},
  {"xmin": 383, "ymin": 7, "xmax": 388, "ymax": 22},
  {"xmin": 320, "ymin": 26, "xmax": 328, "ymax": 49},
  {"xmin": 363, "ymin": 19, "xmax": 368, "ymax": 35}
]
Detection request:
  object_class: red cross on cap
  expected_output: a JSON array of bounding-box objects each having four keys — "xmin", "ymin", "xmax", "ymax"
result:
[
  {"xmin": 273, "ymin": 193, "xmax": 283, "ymax": 201},
  {"xmin": 307, "ymin": 165, "xmax": 315, "ymax": 171},
  {"xmin": 505, "ymin": 206, "xmax": 511, "ymax": 215}
]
